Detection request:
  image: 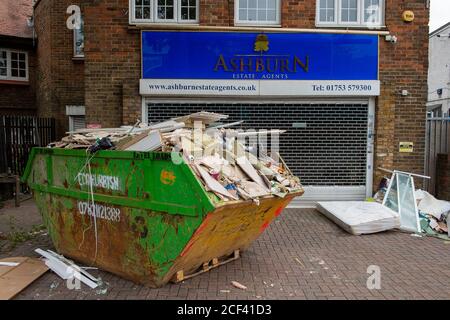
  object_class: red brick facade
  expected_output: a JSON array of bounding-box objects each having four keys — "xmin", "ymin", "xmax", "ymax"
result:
[
  {"xmin": 34, "ymin": 0, "xmax": 85, "ymax": 137},
  {"xmin": 33, "ymin": 0, "xmax": 430, "ymax": 189}
]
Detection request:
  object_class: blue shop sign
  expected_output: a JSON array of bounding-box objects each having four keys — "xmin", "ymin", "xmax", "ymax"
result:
[{"xmin": 141, "ymin": 31, "xmax": 379, "ymax": 81}]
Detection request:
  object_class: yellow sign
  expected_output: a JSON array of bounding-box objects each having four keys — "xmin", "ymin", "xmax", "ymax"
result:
[
  {"xmin": 402, "ymin": 10, "xmax": 415, "ymax": 22},
  {"xmin": 400, "ymin": 142, "xmax": 414, "ymax": 153}
]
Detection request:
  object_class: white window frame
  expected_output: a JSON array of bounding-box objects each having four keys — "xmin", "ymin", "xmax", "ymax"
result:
[
  {"xmin": 234, "ymin": 0, "xmax": 281, "ymax": 27},
  {"xmin": 154, "ymin": 0, "xmax": 177, "ymax": 23},
  {"xmin": 316, "ymin": 0, "xmax": 385, "ymax": 28},
  {"xmin": 338, "ymin": 0, "xmax": 360, "ymax": 25},
  {"xmin": 129, "ymin": 0, "xmax": 199, "ymax": 24},
  {"xmin": 316, "ymin": 0, "xmax": 339, "ymax": 26},
  {"xmin": 0, "ymin": 48, "xmax": 29, "ymax": 82},
  {"xmin": 362, "ymin": 0, "xmax": 383, "ymax": 26}
]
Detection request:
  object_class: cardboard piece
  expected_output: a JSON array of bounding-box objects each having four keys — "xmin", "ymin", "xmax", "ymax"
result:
[{"xmin": 0, "ymin": 257, "xmax": 49, "ymax": 300}]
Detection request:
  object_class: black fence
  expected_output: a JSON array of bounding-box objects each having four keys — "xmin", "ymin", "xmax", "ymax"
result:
[{"xmin": 0, "ymin": 116, "xmax": 56, "ymax": 176}]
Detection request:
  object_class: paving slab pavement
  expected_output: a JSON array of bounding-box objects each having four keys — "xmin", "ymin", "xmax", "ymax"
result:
[{"xmin": 1, "ymin": 201, "xmax": 449, "ymax": 300}]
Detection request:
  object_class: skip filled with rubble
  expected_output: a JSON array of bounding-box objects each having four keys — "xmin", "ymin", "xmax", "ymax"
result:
[{"xmin": 48, "ymin": 112, "xmax": 303, "ymax": 202}]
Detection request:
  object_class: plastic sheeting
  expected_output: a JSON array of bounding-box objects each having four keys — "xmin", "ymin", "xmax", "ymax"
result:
[
  {"xmin": 317, "ymin": 202, "xmax": 400, "ymax": 235},
  {"xmin": 415, "ymin": 190, "xmax": 450, "ymax": 220}
]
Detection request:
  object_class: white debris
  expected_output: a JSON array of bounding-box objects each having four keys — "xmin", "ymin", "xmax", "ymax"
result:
[
  {"xmin": 231, "ymin": 281, "xmax": 247, "ymax": 290},
  {"xmin": 35, "ymin": 248, "xmax": 98, "ymax": 289}
]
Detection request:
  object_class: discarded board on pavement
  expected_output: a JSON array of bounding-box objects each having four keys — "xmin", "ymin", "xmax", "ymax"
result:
[{"xmin": 0, "ymin": 257, "xmax": 49, "ymax": 300}]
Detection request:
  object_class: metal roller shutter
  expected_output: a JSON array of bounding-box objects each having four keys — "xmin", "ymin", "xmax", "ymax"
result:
[{"xmin": 147, "ymin": 101, "xmax": 369, "ymax": 204}]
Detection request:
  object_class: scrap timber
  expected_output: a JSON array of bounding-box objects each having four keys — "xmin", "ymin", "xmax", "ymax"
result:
[{"xmin": 49, "ymin": 112, "xmax": 303, "ymax": 201}]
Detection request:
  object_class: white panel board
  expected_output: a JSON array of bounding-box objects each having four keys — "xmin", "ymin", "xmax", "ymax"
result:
[{"xmin": 140, "ymin": 79, "xmax": 380, "ymax": 97}]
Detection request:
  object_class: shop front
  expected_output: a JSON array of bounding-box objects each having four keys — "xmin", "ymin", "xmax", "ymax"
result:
[{"xmin": 139, "ymin": 31, "xmax": 379, "ymax": 203}]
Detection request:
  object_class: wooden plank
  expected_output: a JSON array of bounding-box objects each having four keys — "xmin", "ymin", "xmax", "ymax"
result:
[
  {"xmin": 172, "ymin": 250, "xmax": 241, "ymax": 284},
  {"xmin": 175, "ymin": 271, "xmax": 184, "ymax": 282},
  {"xmin": 0, "ymin": 257, "xmax": 48, "ymax": 300}
]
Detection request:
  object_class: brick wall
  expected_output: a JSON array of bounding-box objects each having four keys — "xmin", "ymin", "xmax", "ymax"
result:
[
  {"xmin": 82, "ymin": 0, "xmax": 141, "ymax": 128},
  {"xmin": 376, "ymin": 0, "xmax": 429, "ymax": 188},
  {"xmin": 34, "ymin": 0, "xmax": 430, "ymax": 190},
  {"xmin": 34, "ymin": 0, "xmax": 85, "ymax": 138}
]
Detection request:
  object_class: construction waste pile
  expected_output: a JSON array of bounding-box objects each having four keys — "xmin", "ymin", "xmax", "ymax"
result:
[
  {"xmin": 319, "ymin": 170, "xmax": 450, "ymax": 238},
  {"xmin": 416, "ymin": 190, "xmax": 450, "ymax": 240},
  {"xmin": 48, "ymin": 112, "xmax": 303, "ymax": 202}
]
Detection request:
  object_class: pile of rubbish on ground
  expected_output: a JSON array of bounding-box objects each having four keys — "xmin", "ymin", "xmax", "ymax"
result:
[
  {"xmin": 416, "ymin": 190, "xmax": 450, "ymax": 240},
  {"xmin": 375, "ymin": 175, "xmax": 450, "ymax": 239},
  {"xmin": 320, "ymin": 171, "xmax": 450, "ymax": 239},
  {"xmin": 48, "ymin": 112, "xmax": 303, "ymax": 202}
]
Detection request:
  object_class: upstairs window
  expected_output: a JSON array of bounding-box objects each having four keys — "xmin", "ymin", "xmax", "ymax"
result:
[
  {"xmin": 318, "ymin": 0, "xmax": 336, "ymax": 23},
  {"xmin": 341, "ymin": 0, "xmax": 358, "ymax": 23},
  {"xmin": 363, "ymin": 0, "xmax": 382, "ymax": 25},
  {"xmin": 156, "ymin": 0, "xmax": 175, "ymax": 22},
  {"xmin": 316, "ymin": 0, "xmax": 384, "ymax": 27},
  {"xmin": 235, "ymin": 0, "xmax": 281, "ymax": 26},
  {"xmin": 0, "ymin": 49, "xmax": 28, "ymax": 82},
  {"xmin": 130, "ymin": 0, "xmax": 199, "ymax": 24}
]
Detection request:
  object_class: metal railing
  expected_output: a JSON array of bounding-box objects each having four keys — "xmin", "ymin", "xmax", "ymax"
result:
[{"xmin": 425, "ymin": 117, "xmax": 450, "ymax": 194}]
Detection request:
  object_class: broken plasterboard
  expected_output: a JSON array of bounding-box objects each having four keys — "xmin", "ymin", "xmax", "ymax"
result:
[
  {"xmin": 200, "ymin": 154, "xmax": 229, "ymax": 172},
  {"xmin": 236, "ymin": 157, "xmax": 270, "ymax": 191},
  {"xmin": 115, "ymin": 130, "xmax": 151, "ymax": 150},
  {"xmin": 0, "ymin": 257, "xmax": 49, "ymax": 300},
  {"xmin": 240, "ymin": 181, "xmax": 271, "ymax": 198},
  {"xmin": 195, "ymin": 164, "xmax": 238, "ymax": 200}
]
